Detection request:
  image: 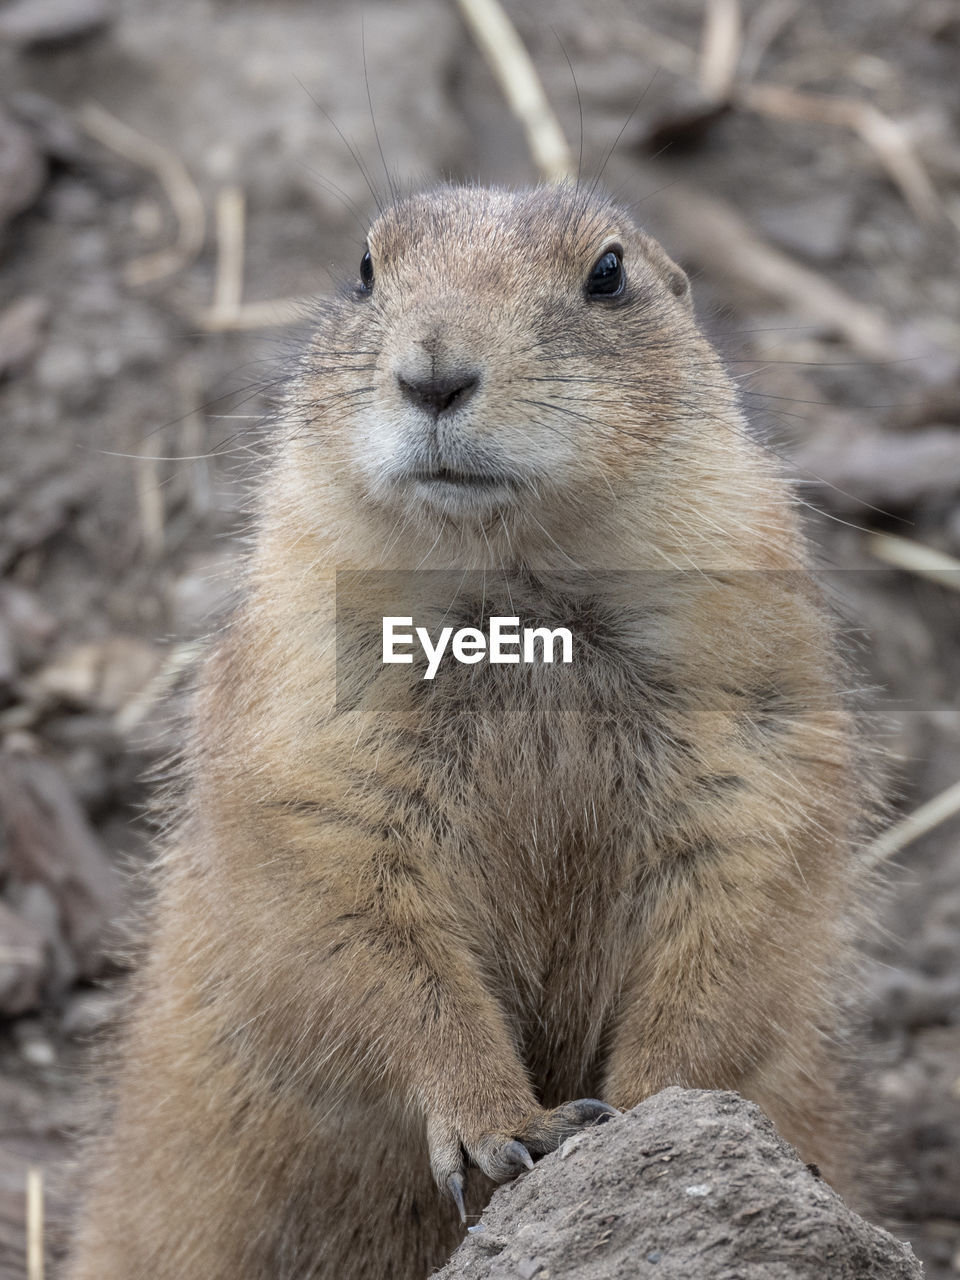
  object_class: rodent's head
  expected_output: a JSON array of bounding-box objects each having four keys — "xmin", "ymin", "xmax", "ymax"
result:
[{"xmin": 293, "ymin": 185, "xmax": 744, "ymax": 564}]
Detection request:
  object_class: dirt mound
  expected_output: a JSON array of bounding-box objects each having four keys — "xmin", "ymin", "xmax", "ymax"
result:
[{"xmin": 437, "ymin": 1088, "xmax": 921, "ymax": 1280}]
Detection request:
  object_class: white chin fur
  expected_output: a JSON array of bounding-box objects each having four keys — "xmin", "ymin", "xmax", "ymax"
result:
[{"xmin": 404, "ymin": 477, "xmax": 517, "ymax": 520}]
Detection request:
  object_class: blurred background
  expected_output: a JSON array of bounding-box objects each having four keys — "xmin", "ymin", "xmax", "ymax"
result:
[{"xmin": 0, "ymin": 0, "xmax": 958, "ymax": 1274}]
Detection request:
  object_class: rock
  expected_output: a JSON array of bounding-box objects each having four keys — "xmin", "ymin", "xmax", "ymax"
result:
[
  {"xmin": 0, "ymin": 585, "xmax": 56, "ymax": 675},
  {"xmin": 796, "ymin": 421, "xmax": 960, "ymax": 513},
  {"xmin": 0, "ymin": 0, "xmax": 112, "ymax": 49},
  {"xmin": 6, "ymin": 92, "xmax": 92, "ymax": 167},
  {"xmin": 0, "ymin": 617, "xmax": 16, "ymax": 694},
  {"xmin": 29, "ymin": 636, "xmax": 163, "ymax": 715},
  {"xmin": 0, "ymin": 752, "xmax": 123, "ymax": 978},
  {"xmin": 0, "ymin": 296, "xmax": 49, "ymax": 381},
  {"xmin": 868, "ymin": 968, "xmax": 960, "ymax": 1029},
  {"xmin": 45, "ymin": 178, "xmax": 100, "ymax": 226},
  {"xmin": 755, "ymin": 191, "xmax": 855, "ymax": 262},
  {"xmin": 11, "ymin": 1018, "xmax": 56, "ymax": 1067},
  {"xmin": 436, "ymin": 1089, "xmax": 922, "ymax": 1280},
  {"xmin": 60, "ymin": 988, "xmax": 118, "ymax": 1039},
  {"xmin": 0, "ymin": 108, "xmax": 46, "ymax": 235},
  {"xmin": 32, "ymin": 341, "xmax": 98, "ymax": 409},
  {"xmin": 7, "ymin": 879, "xmax": 78, "ymax": 993},
  {"xmin": 0, "ymin": 469, "xmax": 97, "ymax": 572},
  {"xmin": 0, "ymin": 899, "xmax": 46, "ymax": 1015}
]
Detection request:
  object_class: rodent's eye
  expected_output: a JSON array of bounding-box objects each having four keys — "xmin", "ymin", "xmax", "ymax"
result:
[
  {"xmin": 359, "ymin": 249, "xmax": 374, "ymax": 293},
  {"xmin": 586, "ymin": 248, "xmax": 624, "ymax": 299}
]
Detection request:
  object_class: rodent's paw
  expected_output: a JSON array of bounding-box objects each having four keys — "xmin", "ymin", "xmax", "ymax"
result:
[
  {"xmin": 519, "ymin": 1098, "xmax": 619, "ymax": 1156},
  {"xmin": 428, "ymin": 1116, "xmax": 535, "ymax": 1221},
  {"xmin": 428, "ymin": 1099, "xmax": 618, "ymax": 1221},
  {"xmin": 439, "ymin": 1136, "xmax": 535, "ymax": 1224}
]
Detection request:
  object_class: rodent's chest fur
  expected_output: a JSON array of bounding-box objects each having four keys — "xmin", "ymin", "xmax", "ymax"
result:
[
  {"xmin": 314, "ymin": 580, "xmax": 708, "ymax": 1050},
  {"xmin": 337, "ymin": 574, "xmax": 685, "ymax": 831}
]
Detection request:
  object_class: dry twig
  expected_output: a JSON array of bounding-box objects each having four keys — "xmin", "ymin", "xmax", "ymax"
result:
[
  {"xmin": 650, "ymin": 182, "xmax": 894, "ymax": 358},
  {"xmin": 79, "ymin": 102, "xmax": 206, "ymax": 285},
  {"xmin": 455, "ymin": 0, "xmax": 573, "ymax": 182}
]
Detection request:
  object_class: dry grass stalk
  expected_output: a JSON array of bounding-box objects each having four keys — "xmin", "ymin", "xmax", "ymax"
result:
[
  {"xmin": 740, "ymin": 82, "xmax": 943, "ymax": 223},
  {"xmin": 868, "ymin": 532, "xmax": 960, "ymax": 591},
  {"xmin": 135, "ymin": 432, "xmax": 165, "ymax": 560},
  {"xmin": 739, "ymin": 0, "xmax": 799, "ymax": 81},
  {"xmin": 699, "ymin": 0, "xmax": 742, "ymax": 102},
  {"xmin": 79, "ymin": 102, "xmax": 206, "ymax": 285},
  {"xmin": 455, "ymin": 0, "xmax": 573, "ymax": 182},
  {"xmin": 205, "ymin": 184, "xmax": 246, "ymax": 328},
  {"xmin": 617, "ymin": 20, "xmax": 698, "ymax": 78},
  {"xmin": 619, "ymin": 7, "xmax": 941, "ymax": 224},
  {"xmin": 114, "ymin": 640, "xmax": 203, "ymax": 734},
  {"xmin": 27, "ymin": 1167, "xmax": 43, "ymax": 1280},
  {"xmin": 651, "ymin": 182, "xmax": 895, "ymax": 358},
  {"xmin": 198, "ymin": 297, "xmax": 307, "ymax": 332},
  {"xmin": 867, "ymin": 779, "xmax": 960, "ymax": 865},
  {"xmin": 197, "ymin": 184, "xmax": 308, "ymax": 328},
  {"xmin": 178, "ymin": 372, "xmax": 212, "ymax": 520}
]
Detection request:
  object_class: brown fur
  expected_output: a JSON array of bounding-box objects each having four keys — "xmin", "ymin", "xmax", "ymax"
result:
[{"xmin": 66, "ymin": 186, "xmax": 868, "ymax": 1278}]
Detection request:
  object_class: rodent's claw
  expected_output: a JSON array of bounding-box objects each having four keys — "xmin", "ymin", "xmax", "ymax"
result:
[
  {"xmin": 488, "ymin": 1137, "xmax": 535, "ymax": 1179},
  {"xmin": 568, "ymin": 1100, "xmax": 619, "ymax": 1121},
  {"xmin": 521, "ymin": 1097, "xmax": 620, "ymax": 1156},
  {"xmin": 429, "ymin": 1120, "xmax": 536, "ymax": 1197},
  {"xmin": 446, "ymin": 1170, "xmax": 467, "ymax": 1224},
  {"xmin": 466, "ymin": 1133, "xmax": 536, "ymax": 1182},
  {"xmin": 558, "ymin": 1097, "xmax": 619, "ymax": 1126}
]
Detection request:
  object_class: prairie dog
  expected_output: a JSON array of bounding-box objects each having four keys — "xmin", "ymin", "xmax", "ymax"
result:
[{"xmin": 67, "ymin": 185, "xmax": 866, "ymax": 1279}]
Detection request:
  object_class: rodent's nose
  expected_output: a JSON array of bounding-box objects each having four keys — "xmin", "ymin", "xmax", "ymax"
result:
[{"xmin": 396, "ymin": 370, "xmax": 479, "ymax": 418}]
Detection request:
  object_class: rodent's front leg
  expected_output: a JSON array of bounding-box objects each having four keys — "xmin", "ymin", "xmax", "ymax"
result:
[
  {"xmin": 278, "ymin": 839, "xmax": 616, "ymax": 1218},
  {"xmin": 600, "ymin": 843, "xmax": 839, "ymax": 1158}
]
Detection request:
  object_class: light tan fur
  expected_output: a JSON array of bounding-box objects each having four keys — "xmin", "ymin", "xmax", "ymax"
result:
[{"xmin": 67, "ymin": 186, "xmax": 866, "ymax": 1279}]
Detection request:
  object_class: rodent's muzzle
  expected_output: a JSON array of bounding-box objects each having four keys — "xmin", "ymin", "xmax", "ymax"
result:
[{"xmin": 385, "ymin": 331, "xmax": 520, "ymax": 509}]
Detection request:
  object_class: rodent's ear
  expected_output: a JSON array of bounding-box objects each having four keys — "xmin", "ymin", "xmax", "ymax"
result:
[
  {"xmin": 639, "ymin": 233, "xmax": 693, "ymax": 310},
  {"xmin": 665, "ymin": 265, "xmax": 692, "ymax": 308}
]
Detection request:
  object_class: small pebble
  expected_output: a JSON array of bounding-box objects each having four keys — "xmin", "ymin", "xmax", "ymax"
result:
[
  {"xmin": 684, "ymin": 1183, "xmax": 711, "ymax": 1197},
  {"xmin": 0, "ymin": 296, "xmax": 50, "ymax": 379},
  {"xmin": 0, "ymin": 109, "xmax": 46, "ymax": 231},
  {"xmin": 61, "ymin": 990, "xmax": 117, "ymax": 1038},
  {"xmin": 13, "ymin": 1020, "xmax": 57, "ymax": 1067},
  {"xmin": 559, "ymin": 1133, "xmax": 585, "ymax": 1159}
]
